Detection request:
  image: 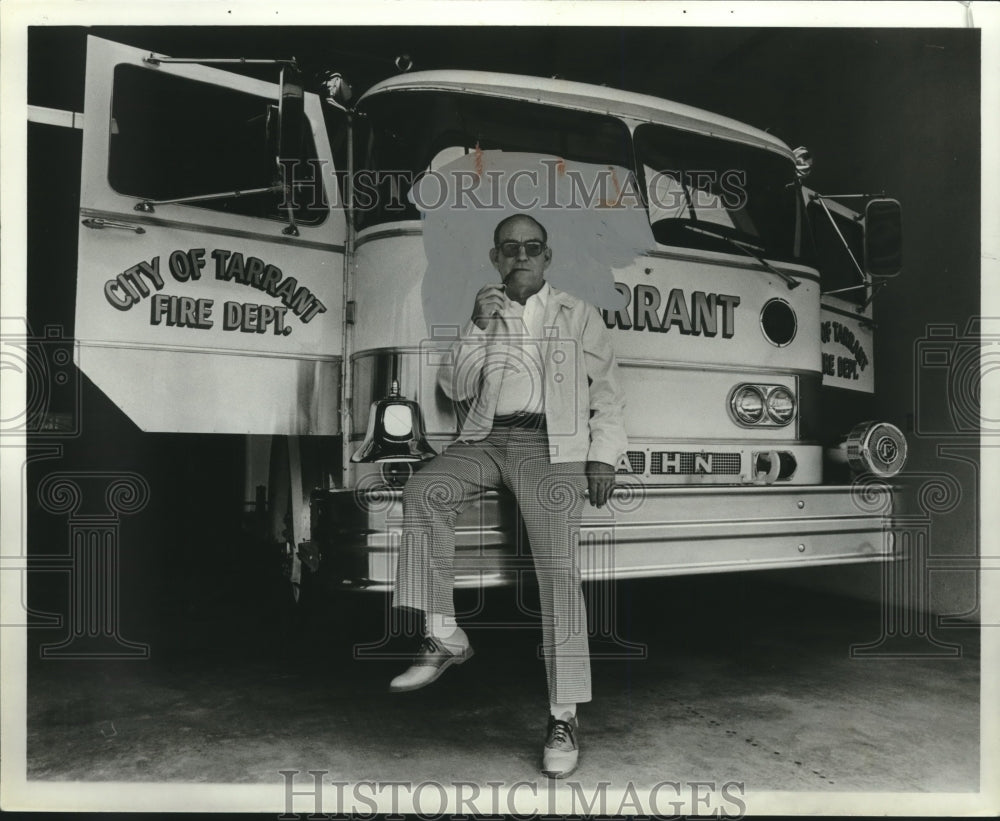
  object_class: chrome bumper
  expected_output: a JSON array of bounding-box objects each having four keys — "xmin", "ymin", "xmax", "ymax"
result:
[{"xmin": 310, "ymin": 482, "xmax": 899, "ymax": 591}]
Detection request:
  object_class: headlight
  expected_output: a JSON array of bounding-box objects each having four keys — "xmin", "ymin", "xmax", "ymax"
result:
[
  {"xmin": 729, "ymin": 383, "xmax": 797, "ymax": 427},
  {"xmin": 765, "ymin": 386, "xmax": 796, "ymax": 425},
  {"xmin": 731, "ymin": 385, "xmax": 765, "ymax": 424}
]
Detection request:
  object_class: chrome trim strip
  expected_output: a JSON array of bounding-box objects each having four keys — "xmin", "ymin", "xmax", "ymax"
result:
[
  {"xmin": 354, "ymin": 520, "xmax": 892, "ymax": 551},
  {"xmin": 353, "ymin": 435, "xmax": 821, "ymax": 447},
  {"xmin": 78, "ymin": 339, "xmax": 343, "ymax": 363},
  {"xmin": 345, "ymin": 553, "xmax": 895, "ymax": 591},
  {"xmin": 353, "ymin": 226, "xmax": 424, "ymax": 250},
  {"xmin": 79, "ymin": 207, "xmax": 345, "ymax": 254},
  {"xmin": 626, "ymin": 437, "xmax": 819, "ymax": 446},
  {"xmin": 350, "ymin": 345, "xmax": 431, "ymax": 361},
  {"xmin": 323, "ymin": 483, "xmax": 889, "ymax": 500},
  {"xmin": 577, "ymin": 553, "xmax": 893, "ymax": 579},
  {"xmin": 585, "ymin": 518, "xmax": 887, "ymax": 539},
  {"xmin": 616, "ymin": 358, "xmax": 813, "ymax": 377}
]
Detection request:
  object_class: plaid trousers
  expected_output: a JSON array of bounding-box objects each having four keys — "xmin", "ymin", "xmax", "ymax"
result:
[{"xmin": 394, "ymin": 426, "xmax": 592, "ymax": 704}]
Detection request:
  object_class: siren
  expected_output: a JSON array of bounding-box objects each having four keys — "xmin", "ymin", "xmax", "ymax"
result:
[{"xmin": 828, "ymin": 421, "xmax": 908, "ymax": 477}]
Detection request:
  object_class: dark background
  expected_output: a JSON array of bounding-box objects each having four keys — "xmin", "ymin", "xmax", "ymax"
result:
[{"xmin": 24, "ymin": 26, "xmax": 981, "ymax": 648}]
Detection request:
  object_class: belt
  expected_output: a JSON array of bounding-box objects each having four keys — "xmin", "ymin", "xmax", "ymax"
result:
[{"xmin": 492, "ymin": 412, "xmax": 547, "ymax": 429}]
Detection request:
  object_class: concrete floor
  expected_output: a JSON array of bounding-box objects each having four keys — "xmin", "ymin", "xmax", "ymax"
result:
[{"xmin": 25, "ymin": 572, "xmax": 979, "ymax": 794}]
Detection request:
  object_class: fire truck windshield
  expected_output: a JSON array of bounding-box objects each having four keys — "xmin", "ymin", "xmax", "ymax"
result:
[
  {"xmin": 354, "ymin": 91, "xmax": 632, "ymax": 231},
  {"xmin": 354, "ymin": 90, "xmax": 814, "ymax": 269},
  {"xmin": 634, "ymin": 123, "xmax": 811, "ymax": 265}
]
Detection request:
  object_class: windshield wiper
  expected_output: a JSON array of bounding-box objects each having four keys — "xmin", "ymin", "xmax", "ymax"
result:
[
  {"xmin": 682, "ymin": 223, "xmax": 800, "ymax": 290},
  {"xmin": 134, "ymin": 183, "xmax": 311, "ymax": 236}
]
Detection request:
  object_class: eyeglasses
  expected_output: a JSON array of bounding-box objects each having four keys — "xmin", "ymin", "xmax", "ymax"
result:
[{"xmin": 496, "ymin": 240, "xmax": 547, "ymax": 258}]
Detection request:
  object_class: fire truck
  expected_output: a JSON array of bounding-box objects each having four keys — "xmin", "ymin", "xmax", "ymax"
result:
[{"xmin": 30, "ymin": 36, "xmax": 906, "ymax": 604}]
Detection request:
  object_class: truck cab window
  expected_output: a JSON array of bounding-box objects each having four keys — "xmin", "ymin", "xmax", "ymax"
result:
[
  {"xmin": 108, "ymin": 64, "xmax": 327, "ymax": 226},
  {"xmin": 634, "ymin": 124, "xmax": 811, "ymax": 266},
  {"xmin": 354, "ymin": 91, "xmax": 633, "ymax": 231}
]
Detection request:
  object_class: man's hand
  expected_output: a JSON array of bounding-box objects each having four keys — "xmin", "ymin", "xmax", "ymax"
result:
[
  {"xmin": 471, "ymin": 284, "xmax": 507, "ymax": 331},
  {"xmin": 586, "ymin": 461, "xmax": 616, "ymax": 508}
]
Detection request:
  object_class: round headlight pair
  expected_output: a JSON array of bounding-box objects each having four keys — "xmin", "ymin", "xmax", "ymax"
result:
[{"xmin": 731, "ymin": 385, "xmax": 796, "ymax": 426}]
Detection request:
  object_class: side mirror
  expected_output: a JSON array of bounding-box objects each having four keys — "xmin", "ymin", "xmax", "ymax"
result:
[
  {"xmin": 266, "ymin": 64, "xmax": 306, "ymax": 179},
  {"xmin": 864, "ymin": 198, "xmax": 902, "ymax": 277},
  {"xmin": 278, "ymin": 65, "xmax": 305, "ymax": 164}
]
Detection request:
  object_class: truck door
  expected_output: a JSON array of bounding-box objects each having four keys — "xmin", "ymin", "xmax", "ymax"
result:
[{"xmin": 75, "ymin": 36, "xmax": 346, "ymax": 434}]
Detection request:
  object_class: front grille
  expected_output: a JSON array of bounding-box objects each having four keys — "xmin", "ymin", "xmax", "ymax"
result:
[
  {"xmin": 650, "ymin": 451, "xmax": 742, "ymax": 475},
  {"xmin": 618, "ymin": 450, "xmax": 646, "ymax": 474}
]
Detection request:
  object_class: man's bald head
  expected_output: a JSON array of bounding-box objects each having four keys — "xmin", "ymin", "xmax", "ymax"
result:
[
  {"xmin": 489, "ymin": 213, "xmax": 552, "ymax": 305},
  {"xmin": 493, "ymin": 214, "xmax": 548, "ymax": 248}
]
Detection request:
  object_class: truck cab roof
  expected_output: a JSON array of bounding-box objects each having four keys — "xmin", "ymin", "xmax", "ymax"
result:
[{"xmin": 359, "ymin": 70, "xmax": 793, "ymax": 158}]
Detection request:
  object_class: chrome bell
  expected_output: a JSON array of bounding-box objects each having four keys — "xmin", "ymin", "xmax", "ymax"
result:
[{"xmin": 351, "ymin": 380, "xmax": 437, "ymax": 464}]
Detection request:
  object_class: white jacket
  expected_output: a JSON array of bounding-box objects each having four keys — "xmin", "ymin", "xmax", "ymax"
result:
[{"xmin": 438, "ymin": 285, "xmax": 628, "ymax": 466}]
